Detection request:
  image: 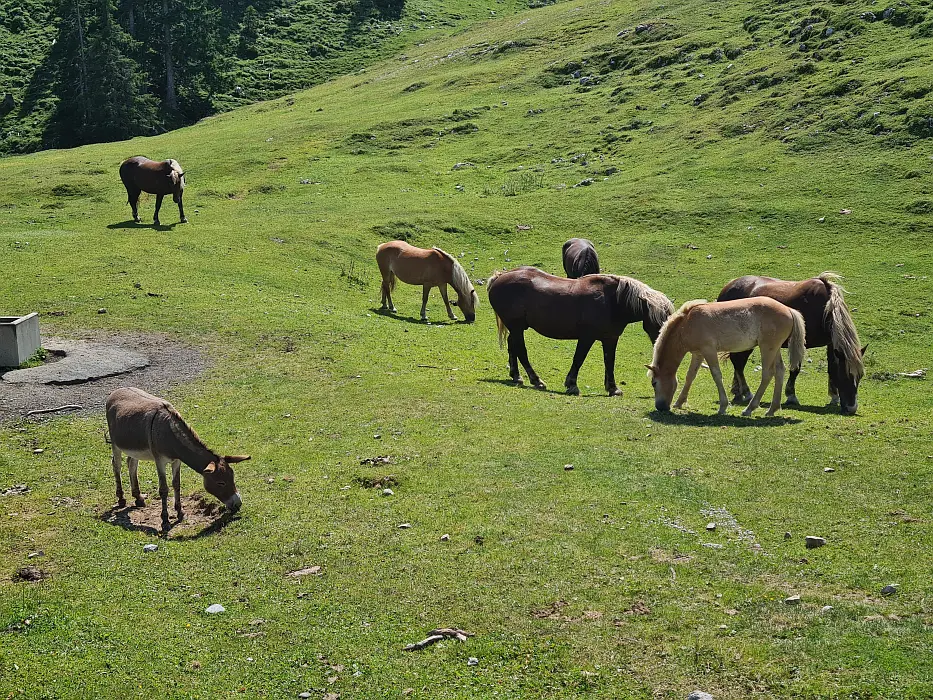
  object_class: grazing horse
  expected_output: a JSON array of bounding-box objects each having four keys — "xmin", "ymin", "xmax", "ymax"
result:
[
  {"xmin": 717, "ymin": 272, "xmax": 865, "ymax": 414},
  {"xmin": 106, "ymin": 387, "xmax": 249, "ymax": 531},
  {"xmin": 562, "ymin": 238, "xmax": 600, "ymax": 278},
  {"xmin": 376, "ymin": 241, "xmax": 478, "ymax": 322},
  {"xmin": 647, "ymin": 297, "xmax": 806, "ymax": 417},
  {"xmin": 488, "ymin": 267, "xmax": 673, "ymax": 396},
  {"xmin": 119, "ymin": 156, "xmax": 188, "ymax": 226}
]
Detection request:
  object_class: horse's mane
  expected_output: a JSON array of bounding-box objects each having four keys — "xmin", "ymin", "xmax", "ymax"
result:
[
  {"xmin": 819, "ymin": 272, "xmax": 864, "ymax": 379},
  {"xmin": 166, "ymin": 159, "xmax": 184, "ymax": 186},
  {"xmin": 612, "ymin": 275, "xmax": 674, "ymax": 327},
  {"xmin": 434, "ymin": 247, "xmax": 478, "ymax": 310},
  {"xmin": 648, "ymin": 299, "xmax": 707, "ymax": 376}
]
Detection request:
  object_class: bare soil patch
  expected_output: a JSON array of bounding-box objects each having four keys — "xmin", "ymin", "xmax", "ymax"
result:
[
  {"xmin": 0, "ymin": 331, "xmax": 205, "ymax": 424},
  {"xmin": 100, "ymin": 493, "xmax": 228, "ymax": 538}
]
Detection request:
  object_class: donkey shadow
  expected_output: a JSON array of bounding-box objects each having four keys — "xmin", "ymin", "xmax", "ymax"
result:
[
  {"xmin": 107, "ymin": 220, "xmax": 180, "ymax": 231},
  {"xmin": 99, "ymin": 503, "xmax": 235, "ymax": 540}
]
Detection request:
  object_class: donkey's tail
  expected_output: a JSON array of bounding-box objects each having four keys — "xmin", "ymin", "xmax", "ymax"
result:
[
  {"xmin": 787, "ymin": 309, "xmax": 806, "ymax": 371},
  {"xmin": 495, "ymin": 312, "xmax": 509, "ymax": 349}
]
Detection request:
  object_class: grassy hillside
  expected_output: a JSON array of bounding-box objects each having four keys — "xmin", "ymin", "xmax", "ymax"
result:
[{"xmin": 1, "ymin": 0, "xmax": 933, "ymax": 697}]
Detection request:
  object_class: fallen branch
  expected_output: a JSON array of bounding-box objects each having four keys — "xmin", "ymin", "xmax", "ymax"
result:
[
  {"xmin": 25, "ymin": 404, "xmax": 83, "ymax": 417},
  {"xmin": 403, "ymin": 627, "xmax": 474, "ymax": 651}
]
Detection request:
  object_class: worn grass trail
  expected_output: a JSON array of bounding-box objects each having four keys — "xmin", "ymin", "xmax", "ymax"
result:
[{"xmin": 1, "ymin": 0, "xmax": 933, "ymax": 696}]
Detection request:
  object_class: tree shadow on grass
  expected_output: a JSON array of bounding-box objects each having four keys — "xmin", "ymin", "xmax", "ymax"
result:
[
  {"xmin": 99, "ymin": 503, "xmax": 236, "ymax": 540},
  {"xmin": 106, "ymin": 221, "xmax": 180, "ymax": 231},
  {"xmin": 647, "ymin": 409, "xmax": 802, "ymax": 427}
]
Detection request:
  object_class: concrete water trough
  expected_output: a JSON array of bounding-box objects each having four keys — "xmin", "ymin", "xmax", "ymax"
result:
[{"xmin": 0, "ymin": 313, "xmax": 40, "ymax": 368}]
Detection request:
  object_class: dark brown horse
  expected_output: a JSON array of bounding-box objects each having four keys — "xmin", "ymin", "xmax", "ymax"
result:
[
  {"xmin": 488, "ymin": 267, "xmax": 673, "ymax": 395},
  {"xmin": 119, "ymin": 156, "xmax": 188, "ymax": 225},
  {"xmin": 562, "ymin": 238, "xmax": 600, "ymax": 278},
  {"xmin": 717, "ymin": 272, "xmax": 865, "ymax": 414}
]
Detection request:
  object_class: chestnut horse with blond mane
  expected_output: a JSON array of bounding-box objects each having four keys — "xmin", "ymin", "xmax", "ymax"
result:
[
  {"xmin": 376, "ymin": 241, "xmax": 478, "ymax": 322},
  {"xmin": 119, "ymin": 156, "xmax": 187, "ymax": 226},
  {"xmin": 647, "ymin": 297, "xmax": 806, "ymax": 417}
]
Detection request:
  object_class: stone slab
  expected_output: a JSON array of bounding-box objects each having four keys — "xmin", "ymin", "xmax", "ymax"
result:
[
  {"xmin": 2, "ymin": 338, "xmax": 149, "ymax": 385},
  {"xmin": 0, "ymin": 313, "xmax": 40, "ymax": 367}
]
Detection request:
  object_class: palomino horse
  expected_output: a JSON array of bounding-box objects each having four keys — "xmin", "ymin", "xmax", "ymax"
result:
[
  {"xmin": 488, "ymin": 267, "xmax": 673, "ymax": 395},
  {"xmin": 717, "ymin": 272, "xmax": 865, "ymax": 414},
  {"xmin": 647, "ymin": 297, "xmax": 806, "ymax": 417},
  {"xmin": 376, "ymin": 241, "xmax": 478, "ymax": 322},
  {"xmin": 119, "ymin": 156, "xmax": 188, "ymax": 226},
  {"xmin": 562, "ymin": 238, "xmax": 600, "ymax": 278},
  {"xmin": 106, "ymin": 387, "xmax": 249, "ymax": 531}
]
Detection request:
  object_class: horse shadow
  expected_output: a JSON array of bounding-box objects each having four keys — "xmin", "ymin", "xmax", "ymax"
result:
[
  {"xmin": 99, "ymin": 503, "xmax": 235, "ymax": 540},
  {"xmin": 370, "ymin": 308, "xmax": 468, "ymax": 325},
  {"xmin": 782, "ymin": 402, "xmax": 846, "ymax": 416},
  {"xmin": 478, "ymin": 377, "xmax": 611, "ymax": 398},
  {"xmin": 645, "ymin": 406, "xmax": 803, "ymax": 427},
  {"xmin": 107, "ymin": 220, "xmax": 180, "ymax": 231}
]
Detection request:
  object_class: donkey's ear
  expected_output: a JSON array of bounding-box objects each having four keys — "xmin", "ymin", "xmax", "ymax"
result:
[
  {"xmin": 225, "ymin": 455, "xmax": 251, "ymax": 464},
  {"xmin": 860, "ymin": 344, "xmax": 868, "ymax": 356},
  {"xmin": 203, "ymin": 462, "xmax": 217, "ymax": 474}
]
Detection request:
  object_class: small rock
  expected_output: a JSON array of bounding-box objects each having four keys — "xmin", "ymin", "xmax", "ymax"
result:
[
  {"xmin": 784, "ymin": 531, "xmax": 792, "ymax": 540},
  {"xmin": 564, "ymin": 464, "xmax": 574, "ymax": 471},
  {"xmin": 382, "ymin": 488, "xmax": 394, "ymax": 496},
  {"xmin": 27, "ymin": 551, "xmax": 44, "ymax": 559},
  {"xmin": 573, "ymin": 178, "xmax": 595, "ymax": 188},
  {"xmin": 805, "ymin": 536, "xmax": 826, "ymax": 549},
  {"xmin": 881, "ymin": 584, "xmax": 898, "ymax": 596},
  {"xmin": 467, "ymin": 657, "xmax": 479, "ymax": 666},
  {"xmin": 143, "ymin": 543, "xmax": 159, "ymax": 553},
  {"xmin": 373, "ymin": 434, "xmax": 381, "ymax": 439},
  {"xmin": 821, "ymin": 605, "xmax": 833, "ymax": 612},
  {"xmin": 32, "ymin": 448, "xmax": 43, "ymax": 454},
  {"xmin": 398, "ymin": 523, "xmax": 412, "ymax": 529},
  {"xmin": 706, "ymin": 523, "xmax": 716, "ymax": 531},
  {"xmin": 818, "ymin": 217, "xmax": 825, "ymax": 222},
  {"xmin": 824, "ymin": 467, "xmax": 835, "ymax": 472},
  {"xmin": 97, "ymin": 308, "xmax": 107, "ymax": 314},
  {"xmin": 205, "ymin": 604, "xmax": 226, "ymax": 614},
  {"xmin": 784, "ymin": 595, "xmax": 801, "ymax": 605},
  {"xmin": 687, "ymin": 692, "xmax": 714, "ymax": 700},
  {"xmin": 706, "ymin": 254, "xmax": 713, "ymax": 260},
  {"xmin": 440, "ymin": 533, "xmax": 450, "ymax": 541},
  {"xmin": 298, "ymin": 693, "xmax": 312, "ymax": 699}
]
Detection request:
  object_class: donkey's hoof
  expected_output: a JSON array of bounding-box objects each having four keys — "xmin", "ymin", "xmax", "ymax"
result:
[
  {"xmin": 565, "ymin": 385, "xmax": 580, "ymax": 396},
  {"xmin": 117, "ymin": 498, "xmax": 127, "ymax": 508},
  {"xmin": 134, "ymin": 498, "xmax": 146, "ymax": 507},
  {"xmin": 176, "ymin": 511, "xmax": 185, "ymax": 522}
]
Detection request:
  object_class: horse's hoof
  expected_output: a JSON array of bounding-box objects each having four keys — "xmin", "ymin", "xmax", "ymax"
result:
[
  {"xmin": 117, "ymin": 498, "xmax": 126, "ymax": 508},
  {"xmin": 533, "ymin": 382, "xmax": 547, "ymax": 391},
  {"xmin": 391, "ymin": 307, "xmax": 397, "ymax": 313},
  {"xmin": 180, "ymin": 218, "xmax": 188, "ymax": 224},
  {"xmin": 608, "ymin": 388, "xmax": 623, "ymax": 397},
  {"xmin": 176, "ymin": 511, "xmax": 185, "ymax": 521},
  {"xmin": 785, "ymin": 395, "xmax": 800, "ymax": 406},
  {"xmin": 509, "ymin": 378, "xmax": 523, "ymax": 386},
  {"xmin": 133, "ymin": 218, "xmax": 141, "ymax": 224},
  {"xmin": 565, "ymin": 385, "xmax": 580, "ymax": 396},
  {"xmin": 673, "ymin": 402, "xmax": 685, "ymax": 409},
  {"xmin": 765, "ymin": 410, "xmax": 778, "ymax": 417},
  {"xmin": 828, "ymin": 396, "xmax": 840, "ymax": 406},
  {"xmin": 740, "ymin": 408, "xmax": 753, "ymax": 417},
  {"xmin": 134, "ymin": 498, "xmax": 146, "ymax": 507}
]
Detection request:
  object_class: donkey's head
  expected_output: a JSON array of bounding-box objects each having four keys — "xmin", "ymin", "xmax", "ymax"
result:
[{"xmin": 203, "ymin": 454, "xmax": 249, "ymax": 512}]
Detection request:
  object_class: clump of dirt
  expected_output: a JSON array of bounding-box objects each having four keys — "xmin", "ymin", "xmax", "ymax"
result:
[
  {"xmin": 353, "ymin": 473, "xmax": 399, "ymax": 489},
  {"xmin": 101, "ymin": 493, "xmax": 226, "ymax": 537},
  {"xmin": 13, "ymin": 566, "xmax": 48, "ymax": 582}
]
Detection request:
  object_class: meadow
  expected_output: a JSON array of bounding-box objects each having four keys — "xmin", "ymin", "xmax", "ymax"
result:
[{"xmin": 1, "ymin": 0, "xmax": 932, "ymax": 696}]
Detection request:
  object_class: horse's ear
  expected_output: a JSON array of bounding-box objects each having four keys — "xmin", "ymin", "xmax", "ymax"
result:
[
  {"xmin": 860, "ymin": 344, "xmax": 868, "ymax": 356},
  {"xmin": 645, "ymin": 364, "xmax": 657, "ymax": 372}
]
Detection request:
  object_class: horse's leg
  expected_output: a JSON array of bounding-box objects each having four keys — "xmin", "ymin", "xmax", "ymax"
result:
[
  {"xmin": 827, "ymin": 349, "xmax": 840, "ymax": 406},
  {"xmin": 514, "ymin": 330, "xmax": 545, "ymax": 390},
  {"xmin": 420, "ymin": 286, "xmax": 431, "ymax": 321},
  {"xmin": 172, "ymin": 459, "xmax": 184, "ymax": 520},
  {"xmin": 127, "ymin": 188, "xmax": 141, "ymax": 223},
  {"xmin": 743, "ymin": 347, "xmax": 776, "ymax": 416},
  {"xmin": 128, "ymin": 457, "xmax": 144, "ymax": 507},
  {"xmin": 765, "ymin": 352, "xmax": 785, "ymax": 417},
  {"xmin": 439, "ymin": 284, "xmax": 456, "ymax": 320},
  {"xmin": 153, "ymin": 193, "xmax": 164, "ymax": 226},
  {"xmin": 601, "ymin": 336, "xmax": 623, "ymax": 396},
  {"xmin": 177, "ymin": 192, "xmax": 187, "ymax": 223},
  {"xmin": 729, "ymin": 350, "xmax": 753, "ymax": 404},
  {"xmin": 784, "ymin": 365, "xmax": 801, "ymax": 405},
  {"xmin": 674, "ymin": 353, "xmax": 703, "ymax": 409},
  {"xmin": 704, "ymin": 352, "xmax": 730, "ymax": 415},
  {"xmin": 564, "ymin": 337, "xmax": 595, "ymax": 395},
  {"xmin": 506, "ymin": 332, "xmax": 522, "ymax": 385},
  {"xmin": 112, "ymin": 445, "xmax": 125, "ymax": 508},
  {"xmin": 155, "ymin": 456, "xmax": 170, "ymax": 531}
]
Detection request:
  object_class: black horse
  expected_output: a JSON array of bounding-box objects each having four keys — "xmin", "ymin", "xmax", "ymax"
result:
[
  {"xmin": 561, "ymin": 238, "xmax": 600, "ymax": 278},
  {"xmin": 487, "ymin": 267, "xmax": 673, "ymax": 395}
]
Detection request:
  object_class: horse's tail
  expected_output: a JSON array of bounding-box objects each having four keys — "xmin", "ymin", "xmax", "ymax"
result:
[
  {"xmin": 495, "ymin": 311, "xmax": 509, "ymax": 349},
  {"xmin": 787, "ymin": 309, "xmax": 806, "ymax": 371}
]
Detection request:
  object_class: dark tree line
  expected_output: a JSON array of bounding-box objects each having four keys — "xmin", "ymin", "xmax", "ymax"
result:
[{"xmin": 49, "ymin": 0, "xmax": 228, "ymax": 147}]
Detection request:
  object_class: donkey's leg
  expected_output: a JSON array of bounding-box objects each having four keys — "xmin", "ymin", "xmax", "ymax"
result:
[
  {"xmin": 601, "ymin": 336, "xmax": 623, "ymax": 396},
  {"xmin": 514, "ymin": 331, "xmax": 545, "ymax": 389},
  {"xmin": 128, "ymin": 457, "xmax": 145, "ymax": 507},
  {"xmin": 172, "ymin": 459, "xmax": 184, "ymax": 520},
  {"xmin": 439, "ymin": 285, "xmax": 456, "ymax": 320},
  {"xmin": 743, "ymin": 347, "xmax": 776, "ymax": 416},
  {"xmin": 154, "ymin": 456, "xmax": 171, "ymax": 531},
  {"xmin": 506, "ymin": 333, "xmax": 522, "ymax": 385},
  {"xmin": 564, "ymin": 337, "xmax": 595, "ymax": 395},
  {"xmin": 112, "ymin": 445, "xmax": 126, "ymax": 508},
  {"xmin": 177, "ymin": 193, "xmax": 187, "ymax": 224},
  {"xmin": 765, "ymin": 352, "xmax": 785, "ymax": 417},
  {"xmin": 704, "ymin": 352, "xmax": 730, "ymax": 415},
  {"xmin": 153, "ymin": 194, "xmax": 164, "ymax": 226},
  {"xmin": 729, "ymin": 350, "xmax": 753, "ymax": 404},
  {"xmin": 784, "ymin": 366, "xmax": 801, "ymax": 406},
  {"xmin": 674, "ymin": 353, "xmax": 704, "ymax": 409},
  {"xmin": 420, "ymin": 286, "xmax": 431, "ymax": 321}
]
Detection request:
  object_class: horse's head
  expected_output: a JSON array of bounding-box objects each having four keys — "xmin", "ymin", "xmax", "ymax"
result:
[
  {"xmin": 458, "ymin": 287, "xmax": 478, "ymax": 323},
  {"xmin": 168, "ymin": 160, "xmax": 186, "ymax": 203},
  {"xmin": 202, "ymin": 454, "xmax": 249, "ymax": 513},
  {"xmin": 829, "ymin": 345, "xmax": 867, "ymax": 415},
  {"xmin": 646, "ymin": 364, "xmax": 676, "ymax": 412}
]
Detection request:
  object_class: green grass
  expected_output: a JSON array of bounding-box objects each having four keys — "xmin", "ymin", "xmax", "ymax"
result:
[{"xmin": 2, "ymin": 0, "xmax": 933, "ymax": 696}]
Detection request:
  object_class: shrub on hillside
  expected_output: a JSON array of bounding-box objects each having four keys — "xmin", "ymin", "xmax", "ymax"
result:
[{"xmin": 906, "ymin": 98, "xmax": 933, "ymax": 137}]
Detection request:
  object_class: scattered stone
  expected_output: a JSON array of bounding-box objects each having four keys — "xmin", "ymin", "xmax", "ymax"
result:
[
  {"xmin": 97, "ymin": 308, "xmax": 107, "ymax": 314},
  {"xmin": 840, "ymin": 208, "xmax": 852, "ymax": 215},
  {"xmin": 32, "ymin": 448, "xmax": 43, "ymax": 454},
  {"xmin": 467, "ymin": 657, "xmax": 479, "ymax": 666},
  {"xmin": 824, "ymin": 467, "xmax": 835, "ymax": 472},
  {"xmin": 27, "ymin": 551, "xmax": 44, "ymax": 559},
  {"xmin": 635, "ymin": 23, "xmax": 653, "ymax": 34},
  {"xmin": 821, "ymin": 605, "xmax": 833, "ymax": 613},
  {"xmin": 298, "ymin": 693, "xmax": 312, "ymax": 699},
  {"xmin": 881, "ymin": 584, "xmax": 898, "ymax": 596},
  {"xmin": 573, "ymin": 178, "xmax": 594, "ymax": 188},
  {"xmin": 784, "ymin": 531, "xmax": 792, "ymax": 540},
  {"xmin": 299, "ymin": 179, "xmax": 311, "ymax": 184},
  {"xmin": 706, "ymin": 254, "xmax": 713, "ymax": 260},
  {"xmin": 687, "ymin": 692, "xmax": 714, "ymax": 700},
  {"xmin": 784, "ymin": 595, "xmax": 801, "ymax": 605},
  {"xmin": 706, "ymin": 523, "xmax": 716, "ymax": 531},
  {"xmin": 564, "ymin": 464, "xmax": 574, "ymax": 471},
  {"xmin": 398, "ymin": 523, "xmax": 412, "ymax": 529},
  {"xmin": 702, "ymin": 543, "xmax": 723, "ymax": 549},
  {"xmin": 818, "ymin": 216, "xmax": 825, "ymax": 222},
  {"xmin": 382, "ymin": 488, "xmax": 394, "ymax": 496},
  {"xmin": 440, "ymin": 534, "xmax": 450, "ymax": 541},
  {"xmin": 452, "ymin": 162, "xmax": 475, "ymax": 170},
  {"xmin": 805, "ymin": 536, "xmax": 826, "ymax": 549},
  {"xmin": 287, "ymin": 566, "xmax": 322, "ymax": 578},
  {"xmin": 143, "ymin": 543, "xmax": 159, "ymax": 553},
  {"xmin": 455, "ymin": 184, "xmax": 464, "ymax": 191},
  {"xmin": 205, "ymin": 604, "xmax": 226, "ymax": 614}
]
